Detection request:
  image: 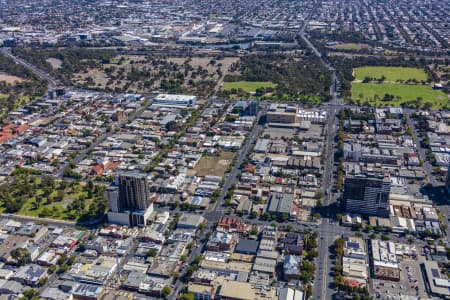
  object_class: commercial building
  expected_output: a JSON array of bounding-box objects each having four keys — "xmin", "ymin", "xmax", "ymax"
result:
[
  {"xmin": 266, "ymin": 104, "xmax": 298, "ymax": 124},
  {"xmin": 152, "ymin": 94, "xmax": 197, "ymax": 108},
  {"xmin": 267, "ymin": 192, "xmax": 295, "ymax": 220},
  {"xmin": 177, "ymin": 214, "xmax": 205, "ymax": 230},
  {"xmin": 72, "ymin": 283, "xmax": 105, "ymax": 300},
  {"xmin": 217, "ymin": 279, "xmax": 276, "ymax": 300},
  {"xmin": 343, "ymin": 174, "xmax": 391, "ymax": 217},
  {"xmin": 369, "ymin": 239, "xmax": 400, "ymax": 281},
  {"xmin": 283, "ymin": 255, "xmax": 301, "ymax": 281},
  {"xmin": 235, "ymin": 239, "xmax": 259, "ymax": 255},
  {"xmin": 12, "ymin": 265, "xmax": 47, "ymax": 286},
  {"xmin": 207, "ymin": 231, "xmax": 237, "ymax": 252},
  {"xmin": 342, "ymin": 236, "xmax": 368, "ymax": 287},
  {"xmin": 422, "ymin": 260, "xmax": 450, "ymax": 298},
  {"xmin": 278, "ymin": 287, "xmax": 304, "ymax": 300},
  {"xmin": 188, "ymin": 283, "xmax": 215, "ymax": 300},
  {"xmin": 69, "ymin": 256, "xmax": 118, "ymax": 285}
]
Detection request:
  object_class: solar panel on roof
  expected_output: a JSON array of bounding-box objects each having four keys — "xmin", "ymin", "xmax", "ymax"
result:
[
  {"xmin": 431, "ymin": 268, "xmax": 440, "ymax": 278},
  {"xmin": 347, "ymin": 242, "xmax": 359, "ymax": 249}
]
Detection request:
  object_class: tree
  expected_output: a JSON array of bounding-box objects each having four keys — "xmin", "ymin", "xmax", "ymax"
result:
[
  {"xmin": 22, "ymin": 289, "xmax": 37, "ymax": 300},
  {"xmin": 147, "ymin": 249, "xmax": 158, "ymax": 257},
  {"xmin": 49, "ymin": 265, "xmax": 57, "ymax": 273},
  {"xmin": 381, "ymin": 234, "xmax": 390, "ymax": 241},
  {"xmin": 10, "ymin": 248, "xmax": 30, "ymax": 266},
  {"xmin": 165, "ymin": 120, "xmax": 178, "ymax": 131},
  {"xmin": 161, "ymin": 286, "xmax": 172, "ymax": 298},
  {"xmin": 58, "ymin": 264, "xmax": 70, "ymax": 273},
  {"xmin": 38, "ymin": 276, "xmax": 48, "ymax": 287},
  {"xmin": 179, "ymin": 294, "xmax": 195, "ymax": 300}
]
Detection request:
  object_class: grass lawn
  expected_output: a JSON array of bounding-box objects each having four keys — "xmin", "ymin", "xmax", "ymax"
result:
[
  {"xmin": 351, "ymin": 82, "xmax": 449, "ymax": 108},
  {"xmin": 354, "ymin": 66, "xmax": 428, "ymax": 82},
  {"xmin": 15, "ymin": 184, "xmax": 92, "ymax": 220},
  {"xmin": 223, "ymin": 81, "xmax": 277, "ymax": 93},
  {"xmin": 334, "ymin": 44, "xmax": 363, "ymax": 51},
  {"xmin": 0, "ymin": 178, "xmax": 102, "ymax": 222}
]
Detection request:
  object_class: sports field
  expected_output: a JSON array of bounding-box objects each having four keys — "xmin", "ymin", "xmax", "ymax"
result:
[
  {"xmin": 354, "ymin": 66, "xmax": 428, "ymax": 82},
  {"xmin": 223, "ymin": 81, "xmax": 277, "ymax": 93},
  {"xmin": 351, "ymin": 83, "xmax": 448, "ymax": 108}
]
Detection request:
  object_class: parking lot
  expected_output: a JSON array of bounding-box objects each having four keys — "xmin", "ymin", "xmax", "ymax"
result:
[
  {"xmin": 370, "ymin": 258, "xmax": 427, "ymax": 299},
  {"xmin": 263, "ymin": 127, "xmax": 297, "ymax": 139}
]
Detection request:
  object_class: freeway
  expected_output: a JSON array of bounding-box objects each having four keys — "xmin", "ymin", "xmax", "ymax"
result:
[{"xmin": 0, "ymin": 47, "xmax": 58, "ymax": 89}]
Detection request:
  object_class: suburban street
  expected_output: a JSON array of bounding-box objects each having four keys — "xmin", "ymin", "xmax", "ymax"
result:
[{"xmin": 56, "ymin": 98, "xmax": 153, "ymax": 178}]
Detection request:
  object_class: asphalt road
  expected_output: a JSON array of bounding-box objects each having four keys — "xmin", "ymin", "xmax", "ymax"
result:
[
  {"xmin": 298, "ymin": 6, "xmax": 343, "ymax": 297},
  {"xmin": 0, "ymin": 47, "xmax": 58, "ymax": 89},
  {"xmin": 405, "ymin": 110, "xmax": 438, "ymax": 186},
  {"xmin": 170, "ymin": 103, "xmax": 268, "ymax": 299},
  {"xmin": 0, "ymin": 213, "xmax": 77, "ymax": 228}
]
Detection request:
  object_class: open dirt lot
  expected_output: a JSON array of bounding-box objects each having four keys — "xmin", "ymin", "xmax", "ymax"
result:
[
  {"xmin": 46, "ymin": 58, "xmax": 63, "ymax": 69},
  {"xmin": 0, "ymin": 73, "xmax": 24, "ymax": 84},
  {"xmin": 192, "ymin": 151, "xmax": 235, "ymax": 177}
]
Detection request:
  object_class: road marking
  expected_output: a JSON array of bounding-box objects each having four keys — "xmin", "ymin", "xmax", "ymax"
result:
[{"xmin": 321, "ymin": 238, "xmax": 329, "ymax": 300}]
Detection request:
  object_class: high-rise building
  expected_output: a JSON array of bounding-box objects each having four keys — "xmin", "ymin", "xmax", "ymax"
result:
[
  {"xmin": 343, "ymin": 174, "xmax": 391, "ymax": 216},
  {"xmin": 107, "ymin": 172, "xmax": 153, "ymax": 227},
  {"xmin": 118, "ymin": 172, "xmax": 151, "ymax": 211}
]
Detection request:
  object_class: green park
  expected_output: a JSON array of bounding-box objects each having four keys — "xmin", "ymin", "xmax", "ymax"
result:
[
  {"xmin": 0, "ymin": 171, "xmax": 106, "ymax": 222},
  {"xmin": 351, "ymin": 66, "xmax": 449, "ymax": 108},
  {"xmin": 353, "ymin": 66, "xmax": 428, "ymax": 82}
]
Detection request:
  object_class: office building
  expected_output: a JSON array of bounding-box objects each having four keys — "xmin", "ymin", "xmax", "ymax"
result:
[
  {"xmin": 233, "ymin": 100, "xmax": 258, "ymax": 116},
  {"xmin": 343, "ymin": 174, "xmax": 391, "ymax": 216},
  {"xmin": 266, "ymin": 103, "xmax": 298, "ymax": 124}
]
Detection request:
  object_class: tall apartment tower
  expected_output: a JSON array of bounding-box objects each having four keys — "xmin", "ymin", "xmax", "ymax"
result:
[
  {"xmin": 107, "ymin": 172, "xmax": 153, "ymax": 227},
  {"xmin": 343, "ymin": 174, "xmax": 391, "ymax": 217},
  {"xmin": 118, "ymin": 172, "xmax": 151, "ymax": 211}
]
